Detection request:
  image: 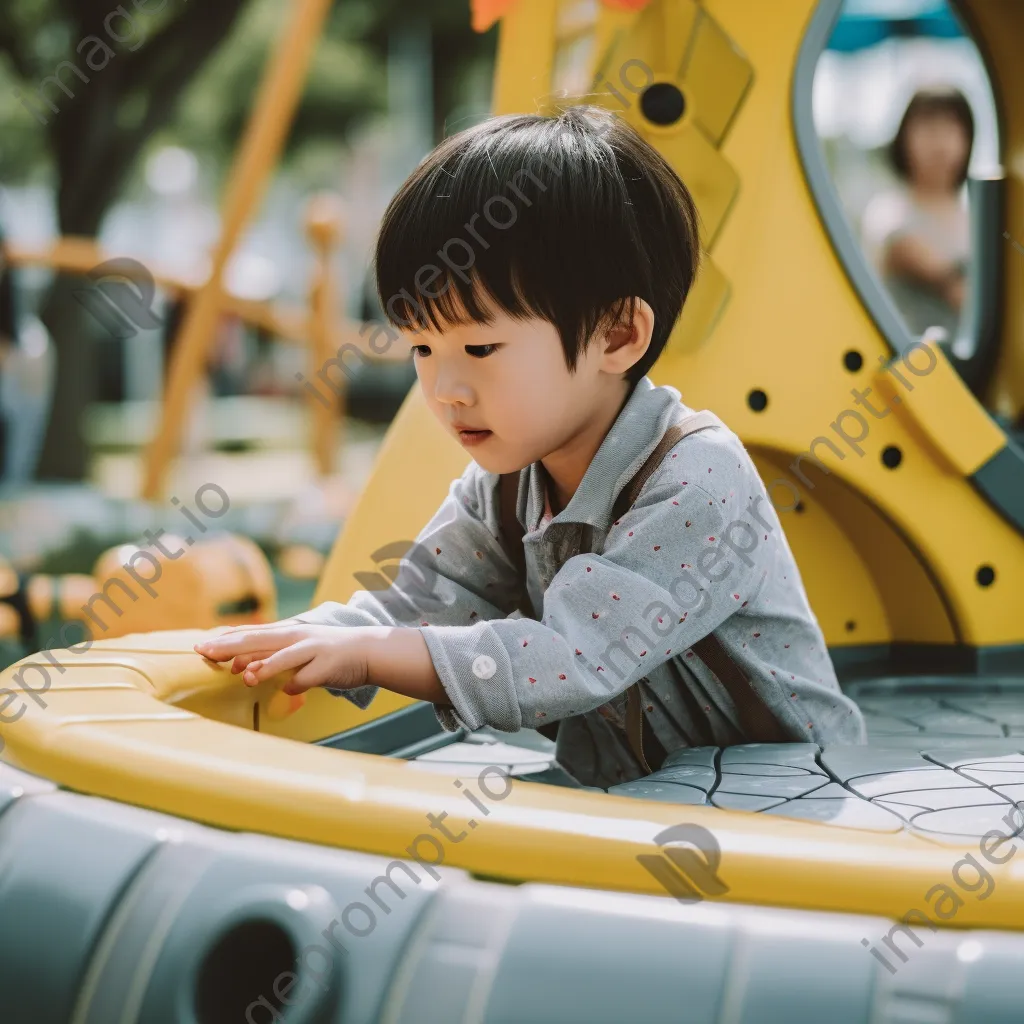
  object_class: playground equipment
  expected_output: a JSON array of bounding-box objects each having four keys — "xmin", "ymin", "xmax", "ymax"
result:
[
  {"xmin": 0, "ymin": 532, "xmax": 276, "ymax": 649},
  {"xmin": 3, "ymin": 1, "xmax": 1024, "ymax": 1021},
  {"xmin": 4, "ymin": 190, "xmax": 393, "ymax": 483}
]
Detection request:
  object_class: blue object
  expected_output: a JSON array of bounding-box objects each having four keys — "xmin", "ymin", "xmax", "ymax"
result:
[{"xmin": 827, "ymin": 0, "xmax": 964, "ymax": 52}]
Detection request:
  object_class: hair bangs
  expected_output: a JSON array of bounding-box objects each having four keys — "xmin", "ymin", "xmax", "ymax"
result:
[{"xmin": 372, "ymin": 104, "xmax": 701, "ymax": 382}]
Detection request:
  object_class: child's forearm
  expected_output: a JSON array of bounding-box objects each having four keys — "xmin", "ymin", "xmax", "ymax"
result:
[{"xmin": 357, "ymin": 626, "xmax": 452, "ymax": 707}]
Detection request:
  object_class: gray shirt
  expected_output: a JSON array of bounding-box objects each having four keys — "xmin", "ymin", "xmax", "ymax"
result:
[{"xmin": 296, "ymin": 377, "xmax": 867, "ymax": 789}]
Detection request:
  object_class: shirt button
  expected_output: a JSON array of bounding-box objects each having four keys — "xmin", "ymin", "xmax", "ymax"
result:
[{"xmin": 472, "ymin": 655, "xmax": 497, "ymax": 679}]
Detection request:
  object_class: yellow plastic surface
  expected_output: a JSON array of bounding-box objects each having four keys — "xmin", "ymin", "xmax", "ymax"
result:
[
  {"xmin": 876, "ymin": 339, "xmax": 1006, "ymax": 477},
  {"xmin": 3, "ymin": 630, "xmax": 1024, "ymax": 927}
]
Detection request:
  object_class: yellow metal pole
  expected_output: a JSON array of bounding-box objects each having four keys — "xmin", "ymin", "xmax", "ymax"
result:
[
  {"xmin": 304, "ymin": 193, "xmax": 347, "ymax": 477},
  {"xmin": 141, "ymin": 0, "xmax": 335, "ymax": 500}
]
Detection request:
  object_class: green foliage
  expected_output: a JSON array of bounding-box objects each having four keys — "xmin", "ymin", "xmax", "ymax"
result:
[
  {"xmin": 170, "ymin": 0, "xmax": 385, "ymax": 171},
  {"xmin": 0, "ymin": 0, "xmax": 497, "ymax": 188}
]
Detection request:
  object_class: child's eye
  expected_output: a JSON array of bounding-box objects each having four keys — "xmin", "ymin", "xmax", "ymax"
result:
[
  {"xmin": 411, "ymin": 344, "xmax": 431, "ymax": 357},
  {"xmin": 465, "ymin": 344, "xmax": 498, "ymax": 358}
]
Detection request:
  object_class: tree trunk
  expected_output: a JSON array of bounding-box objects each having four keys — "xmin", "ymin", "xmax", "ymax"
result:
[
  {"xmin": 33, "ymin": 0, "xmax": 250, "ymax": 481},
  {"xmin": 34, "ymin": 186, "xmax": 110, "ymax": 481},
  {"xmin": 34, "ymin": 277, "xmax": 105, "ymax": 480}
]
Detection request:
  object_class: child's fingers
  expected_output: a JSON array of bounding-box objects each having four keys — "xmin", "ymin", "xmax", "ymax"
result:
[
  {"xmin": 240, "ymin": 642, "xmax": 315, "ymax": 687},
  {"xmin": 199, "ymin": 618, "xmax": 306, "ymax": 647},
  {"xmin": 230, "ymin": 650, "xmax": 276, "ymax": 674},
  {"xmin": 241, "ymin": 661, "xmax": 265, "ymax": 687},
  {"xmin": 195, "ymin": 627, "xmax": 298, "ymax": 661}
]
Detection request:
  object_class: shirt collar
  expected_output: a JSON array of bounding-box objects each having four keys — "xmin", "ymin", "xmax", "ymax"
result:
[{"xmin": 520, "ymin": 377, "xmax": 690, "ymax": 534}]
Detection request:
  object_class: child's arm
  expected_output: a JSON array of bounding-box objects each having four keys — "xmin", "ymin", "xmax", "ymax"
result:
[
  {"xmin": 213, "ymin": 462, "xmax": 524, "ymax": 712},
  {"xmin": 196, "ymin": 623, "xmax": 450, "ymax": 705}
]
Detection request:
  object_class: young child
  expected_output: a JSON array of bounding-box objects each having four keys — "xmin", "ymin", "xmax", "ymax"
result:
[{"xmin": 195, "ymin": 105, "xmax": 866, "ymax": 788}]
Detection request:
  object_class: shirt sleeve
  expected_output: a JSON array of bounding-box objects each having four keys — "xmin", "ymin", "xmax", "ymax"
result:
[
  {"xmin": 418, "ymin": 440, "xmax": 777, "ymax": 733},
  {"xmin": 294, "ymin": 462, "xmax": 524, "ymax": 717}
]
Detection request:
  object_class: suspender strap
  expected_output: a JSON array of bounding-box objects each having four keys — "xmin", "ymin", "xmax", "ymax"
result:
[
  {"xmin": 498, "ymin": 471, "xmax": 526, "ymax": 582},
  {"xmin": 609, "ymin": 410, "xmax": 719, "ymax": 524},
  {"xmin": 691, "ymin": 632, "xmax": 789, "ymax": 744},
  {"xmin": 499, "ymin": 469, "xmax": 556, "ymax": 739}
]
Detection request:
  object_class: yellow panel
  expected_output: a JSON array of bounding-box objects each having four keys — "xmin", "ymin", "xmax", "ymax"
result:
[
  {"xmin": 749, "ymin": 451, "xmax": 888, "ymax": 647},
  {"xmin": 679, "ymin": 3, "xmax": 754, "ymax": 145},
  {"xmin": 667, "ymin": 254, "xmax": 730, "ymax": 355},
  {"xmin": 647, "ymin": 0, "xmax": 1024, "ymax": 650},
  {"xmin": 748, "ymin": 449, "xmax": 958, "ymax": 646},
  {"xmin": 874, "ymin": 339, "xmax": 1006, "ymax": 476},
  {"xmin": 655, "ymin": 0, "xmax": 700, "ymax": 84},
  {"xmin": 629, "ymin": 119, "xmax": 739, "ymax": 249}
]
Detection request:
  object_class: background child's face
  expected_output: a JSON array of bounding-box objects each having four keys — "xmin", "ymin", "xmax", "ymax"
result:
[
  {"xmin": 905, "ymin": 111, "xmax": 969, "ymax": 192},
  {"xmin": 406, "ymin": 295, "xmax": 631, "ymax": 475}
]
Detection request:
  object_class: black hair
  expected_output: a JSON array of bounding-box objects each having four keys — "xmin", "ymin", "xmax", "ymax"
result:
[
  {"xmin": 373, "ymin": 104, "xmax": 702, "ymax": 385},
  {"xmin": 888, "ymin": 87, "xmax": 975, "ymax": 188}
]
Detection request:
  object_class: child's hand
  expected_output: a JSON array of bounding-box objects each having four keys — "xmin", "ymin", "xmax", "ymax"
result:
[
  {"xmin": 193, "ymin": 623, "xmax": 369, "ymax": 696},
  {"xmin": 195, "ymin": 617, "xmax": 306, "ymax": 678}
]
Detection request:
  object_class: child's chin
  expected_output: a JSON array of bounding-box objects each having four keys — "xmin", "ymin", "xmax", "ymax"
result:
[{"xmin": 473, "ymin": 450, "xmax": 525, "ymax": 475}]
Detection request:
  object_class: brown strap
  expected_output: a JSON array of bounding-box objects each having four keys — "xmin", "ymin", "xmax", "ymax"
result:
[
  {"xmin": 498, "ymin": 471, "xmax": 526, "ymax": 579},
  {"xmin": 625, "ymin": 682, "xmax": 671, "ymax": 774},
  {"xmin": 692, "ymin": 633, "xmax": 789, "ymax": 744},
  {"xmin": 625, "ymin": 685, "xmax": 653, "ymax": 773},
  {"xmin": 610, "ymin": 410, "xmax": 719, "ymax": 523}
]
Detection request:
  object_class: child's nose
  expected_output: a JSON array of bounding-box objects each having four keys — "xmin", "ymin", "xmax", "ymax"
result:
[{"xmin": 433, "ymin": 371, "xmax": 474, "ymax": 407}]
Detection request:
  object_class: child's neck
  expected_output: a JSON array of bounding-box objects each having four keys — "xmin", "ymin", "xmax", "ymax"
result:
[{"xmin": 539, "ymin": 383, "xmax": 633, "ymax": 515}]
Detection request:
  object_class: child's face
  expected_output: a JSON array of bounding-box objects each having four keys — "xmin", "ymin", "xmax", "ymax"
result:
[
  {"xmin": 905, "ymin": 111, "xmax": 969, "ymax": 192},
  {"xmin": 406, "ymin": 292, "xmax": 651, "ymax": 475}
]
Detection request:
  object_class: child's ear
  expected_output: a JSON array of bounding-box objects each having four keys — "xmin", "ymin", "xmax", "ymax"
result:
[{"xmin": 600, "ymin": 297, "xmax": 654, "ymax": 374}]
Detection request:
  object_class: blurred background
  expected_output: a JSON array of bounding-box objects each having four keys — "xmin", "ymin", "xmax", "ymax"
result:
[{"xmin": 0, "ymin": 0, "xmax": 1004, "ymax": 669}]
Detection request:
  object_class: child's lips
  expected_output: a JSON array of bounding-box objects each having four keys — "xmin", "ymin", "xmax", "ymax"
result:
[{"xmin": 456, "ymin": 427, "xmax": 492, "ymax": 447}]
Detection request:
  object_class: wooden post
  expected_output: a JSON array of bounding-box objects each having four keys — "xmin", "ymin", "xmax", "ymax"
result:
[
  {"xmin": 141, "ymin": 0, "xmax": 334, "ymax": 500},
  {"xmin": 304, "ymin": 192, "xmax": 346, "ymax": 477}
]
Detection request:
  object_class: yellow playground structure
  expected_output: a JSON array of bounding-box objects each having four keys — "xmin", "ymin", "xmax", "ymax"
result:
[{"xmin": 3, "ymin": 1, "xmax": 1024, "ymax": 1021}]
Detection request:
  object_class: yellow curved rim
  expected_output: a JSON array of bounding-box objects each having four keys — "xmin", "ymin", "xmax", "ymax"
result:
[{"xmin": 1, "ymin": 630, "xmax": 1022, "ymax": 929}]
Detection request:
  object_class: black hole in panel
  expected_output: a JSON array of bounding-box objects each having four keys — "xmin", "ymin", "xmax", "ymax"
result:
[
  {"xmin": 640, "ymin": 83, "xmax": 686, "ymax": 125},
  {"xmin": 195, "ymin": 919, "xmax": 296, "ymax": 1023}
]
